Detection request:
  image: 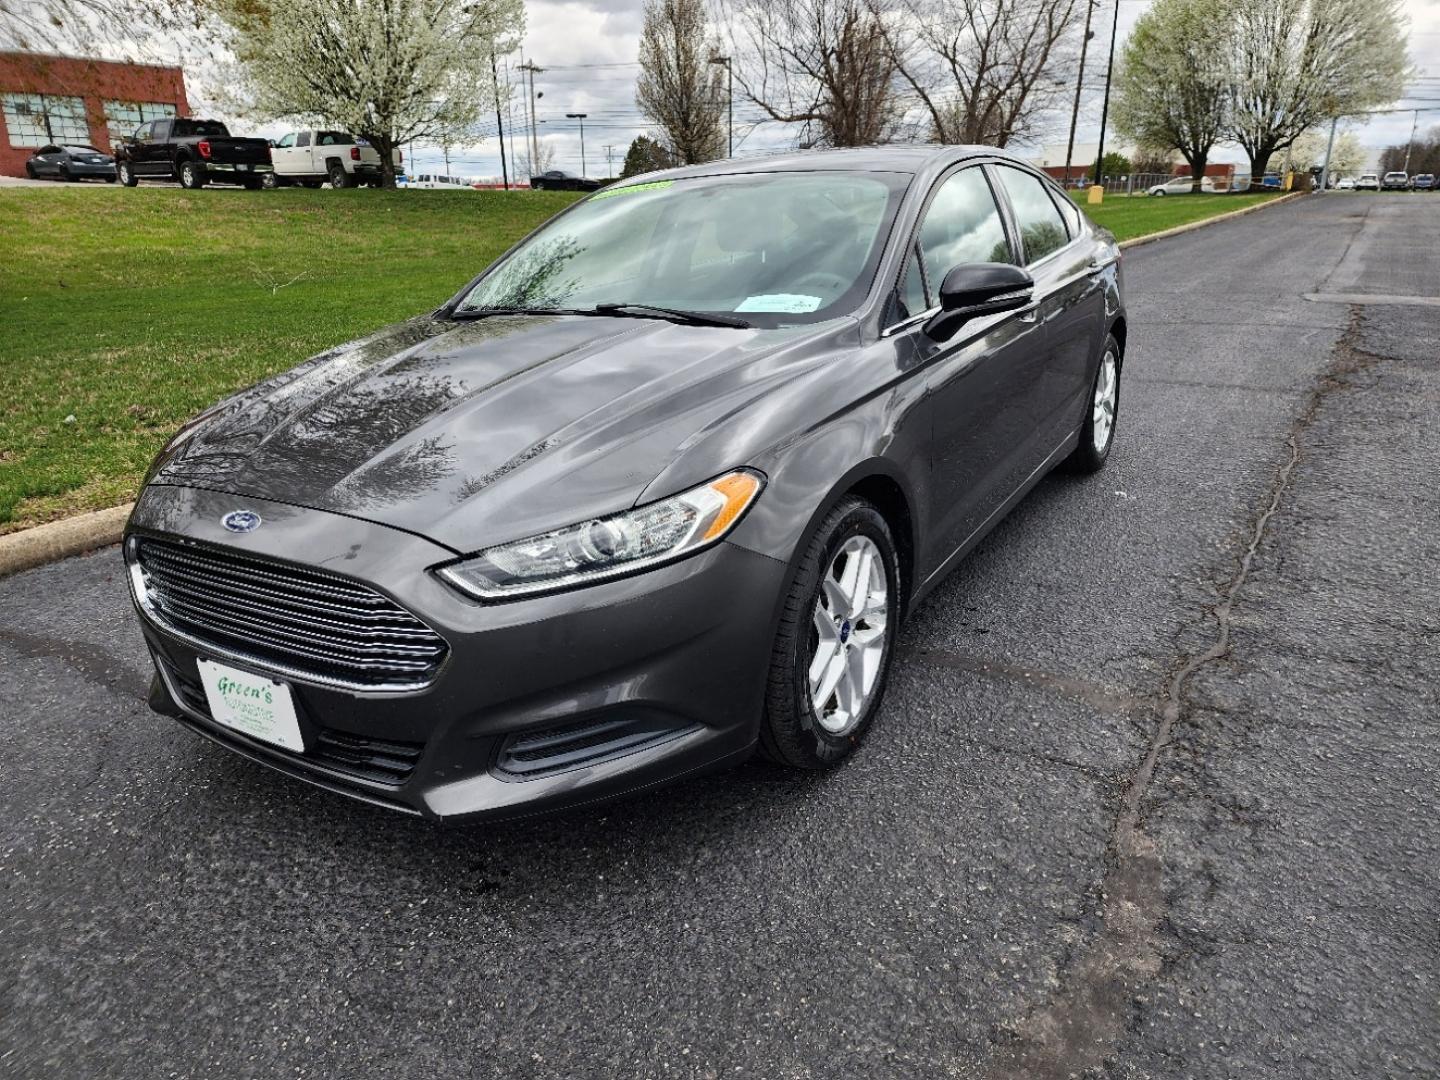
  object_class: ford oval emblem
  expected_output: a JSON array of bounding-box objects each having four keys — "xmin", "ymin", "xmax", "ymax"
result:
[{"xmin": 222, "ymin": 510, "xmax": 262, "ymax": 534}]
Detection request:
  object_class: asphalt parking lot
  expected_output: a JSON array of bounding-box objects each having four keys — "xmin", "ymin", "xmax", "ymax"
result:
[{"xmin": 2, "ymin": 194, "xmax": 1436, "ymax": 1079}]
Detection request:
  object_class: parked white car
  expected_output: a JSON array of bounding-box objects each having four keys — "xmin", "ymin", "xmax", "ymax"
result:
[
  {"xmin": 1335, "ymin": 177, "xmax": 1356, "ymax": 190},
  {"xmin": 1147, "ymin": 175, "xmax": 1217, "ymax": 196},
  {"xmin": 1356, "ymin": 173, "xmax": 1380, "ymax": 191},
  {"xmin": 264, "ymin": 129, "xmax": 401, "ymax": 189},
  {"xmin": 404, "ymin": 173, "xmax": 475, "ymax": 190}
]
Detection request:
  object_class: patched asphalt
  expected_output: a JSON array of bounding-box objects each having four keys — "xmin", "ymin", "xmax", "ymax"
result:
[{"xmin": 2, "ymin": 193, "xmax": 1435, "ymax": 1079}]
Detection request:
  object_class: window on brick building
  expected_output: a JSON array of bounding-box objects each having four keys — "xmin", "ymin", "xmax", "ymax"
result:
[
  {"xmin": 102, "ymin": 100, "xmax": 177, "ymax": 146},
  {"xmin": 3, "ymin": 93, "xmax": 88, "ymax": 147}
]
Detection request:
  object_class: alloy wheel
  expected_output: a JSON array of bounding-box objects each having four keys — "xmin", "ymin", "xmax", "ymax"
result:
[
  {"xmin": 808, "ymin": 535, "xmax": 889, "ymax": 735},
  {"xmin": 1092, "ymin": 347, "xmax": 1118, "ymax": 453}
]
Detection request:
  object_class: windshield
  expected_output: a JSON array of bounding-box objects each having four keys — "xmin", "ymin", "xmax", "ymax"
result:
[{"xmin": 456, "ymin": 171, "xmax": 909, "ymax": 327}]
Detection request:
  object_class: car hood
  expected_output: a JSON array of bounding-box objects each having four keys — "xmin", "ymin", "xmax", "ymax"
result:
[{"xmin": 149, "ymin": 314, "xmax": 833, "ymax": 553}]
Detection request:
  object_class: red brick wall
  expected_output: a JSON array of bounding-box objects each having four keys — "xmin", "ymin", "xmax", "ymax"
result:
[{"xmin": 0, "ymin": 51, "xmax": 189, "ymax": 176}]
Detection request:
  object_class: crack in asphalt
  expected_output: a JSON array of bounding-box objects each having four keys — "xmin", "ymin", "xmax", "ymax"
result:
[{"xmin": 980, "ymin": 307, "xmax": 1384, "ymax": 1079}]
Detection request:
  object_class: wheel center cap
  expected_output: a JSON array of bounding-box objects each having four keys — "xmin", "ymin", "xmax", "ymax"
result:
[{"xmin": 839, "ymin": 619, "xmax": 853, "ymax": 643}]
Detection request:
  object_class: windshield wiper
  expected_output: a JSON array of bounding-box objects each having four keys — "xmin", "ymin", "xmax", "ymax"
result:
[
  {"xmin": 447, "ymin": 305, "xmax": 588, "ymax": 321},
  {"xmin": 592, "ymin": 303, "xmax": 751, "ymax": 329}
]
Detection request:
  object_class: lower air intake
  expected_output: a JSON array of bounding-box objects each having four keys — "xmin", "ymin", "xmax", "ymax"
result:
[{"xmin": 495, "ymin": 716, "xmax": 698, "ymax": 779}]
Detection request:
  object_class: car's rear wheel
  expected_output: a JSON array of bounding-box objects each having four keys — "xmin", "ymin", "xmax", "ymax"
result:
[
  {"xmin": 261, "ymin": 171, "xmax": 279, "ymax": 190},
  {"xmin": 760, "ymin": 497, "xmax": 899, "ymax": 770},
  {"xmin": 178, "ymin": 160, "xmax": 205, "ymax": 189},
  {"xmin": 1067, "ymin": 334, "xmax": 1121, "ymax": 472},
  {"xmin": 328, "ymin": 163, "xmax": 353, "ymax": 189},
  {"xmin": 118, "ymin": 161, "xmax": 138, "ymax": 187}
]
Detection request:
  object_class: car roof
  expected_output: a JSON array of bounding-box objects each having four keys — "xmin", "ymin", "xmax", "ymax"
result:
[{"xmin": 640, "ymin": 144, "xmax": 1028, "ymax": 183}]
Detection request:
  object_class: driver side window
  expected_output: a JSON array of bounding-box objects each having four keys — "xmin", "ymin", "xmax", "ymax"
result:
[
  {"xmin": 917, "ymin": 168, "xmax": 1013, "ymax": 306},
  {"xmin": 275, "ymin": 133, "xmax": 295, "ymax": 149}
]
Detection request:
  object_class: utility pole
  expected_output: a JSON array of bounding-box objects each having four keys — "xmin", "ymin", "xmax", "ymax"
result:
[
  {"xmin": 503, "ymin": 56, "xmax": 519, "ymax": 186},
  {"xmin": 491, "ymin": 50, "xmax": 508, "ymax": 189},
  {"xmin": 518, "ymin": 59, "xmax": 543, "ymax": 179},
  {"xmin": 1319, "ymin": 115, "xmax": 1338, "ymax": 192},
  {"xmin": 443, "ymin": 143, "xmax": 451, "ymax": 177},
  {"xmin": 1403, "ymin": 108, "xmax": 1420, "ymax": 173},
  {"xmin": 709, "ymin": 55, "xmax": 733, "ymax": 157},
  {"xmin": 605, "ymin": 144, "xmax": 616, "ymax": 179},
  {"xmin": 567, "ymin": 113, "xmax": 588, "ymax": 177},
  {"xmin": 1091, "ymin": 0, "xmax": 1121, "ymax": 189},
  {"xmin": 1064, "ymin": 0, "xmax": 1097, "ymax": 188}
]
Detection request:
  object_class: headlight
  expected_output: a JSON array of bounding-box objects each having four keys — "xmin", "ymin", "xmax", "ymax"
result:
[{"xmin": 436, "ymin": 469, "xmax": 764, "ymax": 600}]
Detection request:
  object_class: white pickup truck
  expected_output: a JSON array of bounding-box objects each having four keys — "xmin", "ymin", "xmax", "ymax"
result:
[{"xmin": 263, "ymin": 129, "xmax": 402, "ymax": 189}]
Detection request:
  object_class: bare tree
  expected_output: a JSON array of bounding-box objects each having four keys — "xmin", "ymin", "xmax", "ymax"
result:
[
  {"xmin": 636, "ymin": 0, "xmax": 726, "ymax": 164},
  {"xmin": 1112, "ymin": 0, "xmax": 1230, "ymax": 193},
  {"xmin": 1229, "ymin": 0, "xmax": 1408, "ymax": 184},
  {"xmin": 878, "ymin": 0, "xmax": 1080, "ymax": 147},
  {"xmin": 515, "ymin": 138, "xmax": 556, "ymax": 181},
  {"xmin": 717, "ymin": 0, "xmax": 900, "ymax": 148}
]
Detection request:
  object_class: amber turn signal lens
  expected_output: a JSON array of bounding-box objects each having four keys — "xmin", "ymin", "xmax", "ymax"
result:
[{"xmin": 701, "ymin": 471, "xmax": 763, "ymax": 541}]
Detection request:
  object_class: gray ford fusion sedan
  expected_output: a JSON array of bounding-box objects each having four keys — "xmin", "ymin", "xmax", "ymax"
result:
[{"xmin": 124, "ymin": 145, "xmax": 1126, "ymax": 821}]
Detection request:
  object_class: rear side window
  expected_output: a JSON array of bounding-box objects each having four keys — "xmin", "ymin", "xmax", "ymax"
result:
[
  {"xmin": 172, "ymin": 118, "xmax": 229, "ymax": 138},
  {"xmin": 317, "ymin": 131, "xmax": 353, "ymax": 145},
  {"xmin": 296, "ymin": 131, "xmax": 311, "ymax": 148},
  {"xmin": 918, "ymin": 167, "xmax": 1012, "ymax": 300},
  {"xmin": 994, "ymin": 165, "xmax": 1071, "ymax": 264}
]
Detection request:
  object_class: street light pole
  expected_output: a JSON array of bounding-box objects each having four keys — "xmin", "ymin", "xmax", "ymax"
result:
[
  {"xmin": 567, "ymin": 113, "xmax": 588, "ymax": 177},
  {"xmin": 1091, "ymin": 0, "xmax": 1121, "ymax": 189},
  {"xmin": 1064, "ymin": 0, "xmax": 1097, "ymax": 188},
  {"xmin": 1403, "ymin": 108, "xmax": 1420, "ymax": 174},
  {"xmin": 709, "ymin": 55, "xmax": 732, "ymax": 157}
]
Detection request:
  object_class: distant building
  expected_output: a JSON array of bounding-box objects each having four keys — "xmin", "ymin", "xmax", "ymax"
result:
[{"xmin": 0, "ymin": 51, "xmax": 189, "ymax": 177}]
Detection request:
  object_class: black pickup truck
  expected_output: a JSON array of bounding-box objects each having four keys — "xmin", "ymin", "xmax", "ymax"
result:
[{"xmin": 115, "ymin": 117, "xmax": 273, "ymax": 190}]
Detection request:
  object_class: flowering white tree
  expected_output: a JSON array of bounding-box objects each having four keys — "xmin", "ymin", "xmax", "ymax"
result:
[
  {"xmin": 1228, "ymin": 0, "xmax": 1407, "ymax": 184},
  {"xmin": 221, "ymin": 0, "xmax": 524, "ymax": 188}
]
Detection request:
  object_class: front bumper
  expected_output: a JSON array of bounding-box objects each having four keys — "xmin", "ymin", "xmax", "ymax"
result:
[{"xmin": 125, "ymin": 486, "xmax": 784, "ymax": 821}]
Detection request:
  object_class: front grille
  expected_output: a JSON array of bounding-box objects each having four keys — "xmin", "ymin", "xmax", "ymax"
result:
[
  {"xmin": 133, "ymin": 537, "xmax": 448, "ymax": 689},
  {"xmin": 495, "ymin": 716, "xmax": 698, "ymax": 779},
  {"xmin": 158, "ymin": 652, "xmax": 425, "ymax": 787}
]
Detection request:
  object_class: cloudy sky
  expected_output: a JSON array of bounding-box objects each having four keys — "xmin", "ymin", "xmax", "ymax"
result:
[
  {"xmin": 71, "ymin": 0, "xmax": 1440, "ymax": 179},
  {"xmin": 417, "ymin": 0, "xmax": 1440, "ymax": 179}
]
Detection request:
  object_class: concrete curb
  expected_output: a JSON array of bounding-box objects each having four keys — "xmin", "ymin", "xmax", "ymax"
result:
[
  {"xmin": 1117, "ymin": 191, "xmax": 1304, "ymax": 251},
  {"xmin": 0, "ymin": 192, "xmax": 1306, "ymax": 581},
  {"xmin": 0, "ymin": 503, "xmax": 134, "ymax": 579}
]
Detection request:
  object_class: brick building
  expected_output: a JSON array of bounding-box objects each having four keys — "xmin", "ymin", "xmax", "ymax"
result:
[{"xmin": 0, "ymin": 51, "xmax": 189, "ymax": 177}]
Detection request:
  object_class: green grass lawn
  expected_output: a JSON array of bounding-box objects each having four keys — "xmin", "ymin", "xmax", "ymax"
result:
[
  {"xmin": 0, "ymin": 186, "xmax": 580, "ymax": 532},
  {"xmin": 1078, "ymin": 191, "xmax": 1283, "ymax": 242},
  {"xmin": 0, "ymin": 183, "xmax": 1285, "ymax": 533}
]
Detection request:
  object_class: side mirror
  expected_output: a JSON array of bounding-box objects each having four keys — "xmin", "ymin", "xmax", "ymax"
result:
[{"xmin": 923, "ymin": 263, "xmax": 1034, "ymax": 341}]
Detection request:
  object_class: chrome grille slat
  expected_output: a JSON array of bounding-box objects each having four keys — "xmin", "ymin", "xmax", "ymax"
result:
[
  {"xmin": 153, "ymin": 592, "xmax": 444, "ymax": 660},
  {"xmin": 152, "ymin": 576, "xmax": 443, "ymax": 644},
  {"xmin": 141, "ymin": 550, "xmax": 421, "ymax": 625},
  {"xmin": 135, "ymin": 538, "xmax": 448, "ymax": 688}
]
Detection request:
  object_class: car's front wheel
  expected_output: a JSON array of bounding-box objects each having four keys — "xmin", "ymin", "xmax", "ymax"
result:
[
  {"xmin": 261, "ymin": 171, "xmax": 279, "ymax": 190},
  {"xmin": 118, "ymin": 161, "xmax": 137, "ymax": 187},
  {"xmin": 760, "ymin": 497, "xmax": 899, "ymax": 770},
  {"xmin": 1067, "ymin": 334, "xmax": 1122, "ymax": 472}
]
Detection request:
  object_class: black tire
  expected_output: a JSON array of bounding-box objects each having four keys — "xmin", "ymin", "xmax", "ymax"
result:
[
  {"xmin": 260, "ymin": 171, "xmax": 279, "ymax": 190},
  {"xmin": 759, "ymin": 497, "xmax": 900, "ymax": 770},
  {"xmin": 1066, "ymin": 333, "xmax": 1122, "ymax": 473},
  {"xmin": 178, "ymin": 160, "xmax": 205, "ymax": 189},
  {"xmin": 328, "ymin": 163, "xmax": 353, "ymax": 189},
  {"xmin": 60, "ymin": 165, "xmax": 74, "ymax": 182},
  {"xmin": 118, "ymin": 161, "xmax": 138, "ymax": 187},
  {"xmin": 24, "ymin": 160, "xmax": 36, "ymax": 179}
]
